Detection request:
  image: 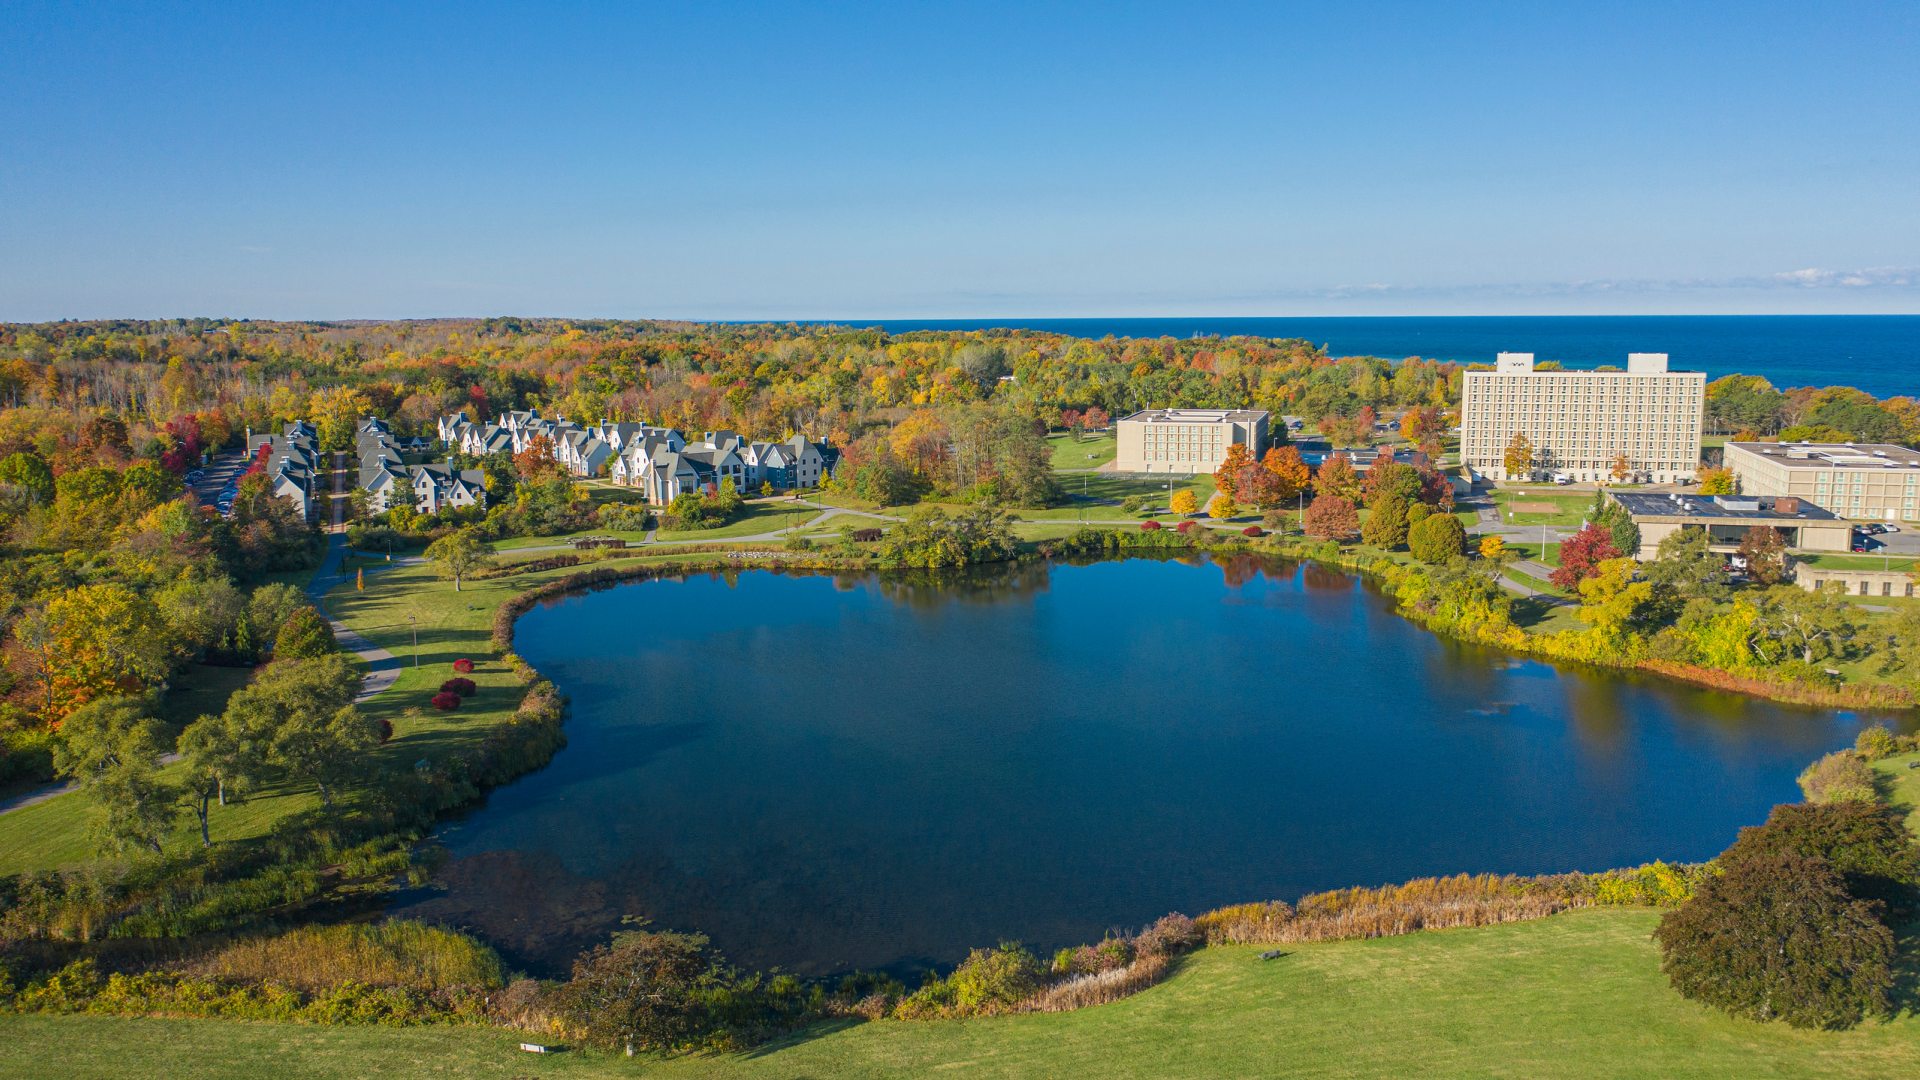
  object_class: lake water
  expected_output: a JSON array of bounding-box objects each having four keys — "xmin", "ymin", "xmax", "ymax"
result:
[
  {"xmin": 810, "ymin": 315, "xmax": 1920, "ymax": 399},
  {"xmin": 394, "ymin": 557, "xmax": 1891, "ymax": 977}
]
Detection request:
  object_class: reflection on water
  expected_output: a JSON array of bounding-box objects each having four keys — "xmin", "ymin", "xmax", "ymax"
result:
[{"xmin": 394, "ymin": 556, "xmax": 1899, "ymax": 977}]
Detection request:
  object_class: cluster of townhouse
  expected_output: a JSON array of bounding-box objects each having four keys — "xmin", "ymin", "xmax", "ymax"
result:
[
  {"xmin": 435, "ymin": 408, "xmax": 833, "ymax": 505},
  {"xmin": 356, "ymin": 417, "xmax": 486, "ymax": 516},
  {"xmin": 246, "ymin": 421, "xmax": 324, "ymax": 521}
]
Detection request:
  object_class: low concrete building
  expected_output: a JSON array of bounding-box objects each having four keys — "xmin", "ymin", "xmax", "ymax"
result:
[
  {"xmin": 1724, "ymin": 441, "xmax": 1920, "ymax": 523},
  {"xmin": 1114, "ymin": 408, "xmax": 1270, "ymax": 475},
  {"xmin": 1608, "ymin": 491, "xmax": 1853, "ymax": 560},
  {"xmin": 1793, "ymin": 562, "xmax": 1918, "ymax": 600}
]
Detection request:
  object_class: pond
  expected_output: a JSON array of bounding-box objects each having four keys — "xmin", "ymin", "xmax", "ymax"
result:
[{"xmin": 392, "ymin": 555, "xmax": 1890, "ymax": 977}]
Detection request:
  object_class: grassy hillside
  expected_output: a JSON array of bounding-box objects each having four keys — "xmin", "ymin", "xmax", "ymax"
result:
[{"xmin": 4, "ymin": 910, "xmax": 1917, "ymax": 1079}]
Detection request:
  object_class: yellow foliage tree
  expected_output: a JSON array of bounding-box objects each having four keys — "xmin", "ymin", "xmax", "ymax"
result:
[
  {"xmin": 1169, "ymin": 489, "xmax": 1198, "ymax": 515},
  {"xmin": 1697, "ymin": 466, "xmax": 1737, "ymax": 495},
  {"xmin": 1478, "ymin": 535, "xmax": 1506, "ymax": 560},
  {"xmin": 1208, "ymin": 494, "xmax": 1238, "ymax": 520}
]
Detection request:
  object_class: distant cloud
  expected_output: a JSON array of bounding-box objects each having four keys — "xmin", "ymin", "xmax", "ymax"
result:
[
  {"xmin": 1293, "ymin": 267, "xmax": 1920, "ymax": 301},
  {"xmin": 1770, "ymin": 267, "xmax": 1916, "ymax": 288}
]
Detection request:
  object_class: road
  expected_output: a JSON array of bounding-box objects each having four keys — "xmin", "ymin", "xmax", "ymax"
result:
[{"xmin": 306, "ymin": 451, "xmax": 401, "ymax": 702}]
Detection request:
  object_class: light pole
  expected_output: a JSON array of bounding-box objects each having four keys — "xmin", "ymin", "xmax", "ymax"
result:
[{"xmin": 408, "ymin": 613, "xmax": 418, "ymax": 669}]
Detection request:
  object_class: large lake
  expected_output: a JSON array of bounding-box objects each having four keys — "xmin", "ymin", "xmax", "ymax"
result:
[{"xmin": 394, "ymin": 556, "xmax": 1890, "ymax": 977}]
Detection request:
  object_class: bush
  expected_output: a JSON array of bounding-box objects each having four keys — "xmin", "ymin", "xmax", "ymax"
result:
[
  {"xmin": 1797, "ymin": 749, "xmax": 1879, "ymax": 804},
  {"xmin": 557, "ymin": 930, "xmax": 716, "ymax": 1055},
  {"xmin": 1654, "ymin": 852, "xmax": 1894, "ymax": 1029},
  {"xmin": 1175, "ymin": 521, "xmax": 1194, "ymax": 535},
  {"xmin": 377, "ymin": 718, "xmax": 393, "ymax": 743},
  {"xmin": 1133, "ymin": 913, "xmax": 1201, "ymax": 957},
  {"xmin": 1241, "ymin": 525, "xmax": 1263, "ymax": 537},
  {"xmin": 439, "ymin": 677, "xmax": 477, "ymax": 698},
  {"xmin": 896, "ymin": 942, "xmax": 1041, "ymax": 1019},
  {"xmin": 452, "ymin": 658, "xmax": 475, "ymax": 674},
  {"xmin": 1141, "ymin": 520, "xmax": 1161, "ymax": 531},
  {"xmin": 1854, "ymin": 724, "xmax": 1902, "ymax": 760},
  {"xmin": 429, "ymin": 692, "xmax": 461, "ymax": 711},
  {"xmin": 198, "ymin": 920, "xmax": 508, "ymax": 992}
]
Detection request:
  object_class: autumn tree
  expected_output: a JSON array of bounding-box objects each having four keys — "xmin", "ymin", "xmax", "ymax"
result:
[
  {"xmin": 1168, "ymin": 489, "xmax": 1198, "ymax": 516},
  {"xmin": 1697, "ymin": 466, "xmax": 1738, "ymax": 495},
  {"xmin": 425, "ymin": 528, "xmax": 496, "ymax": 592},
  {"xmin": 513, "ymin": 434, "xmax": 566, "ymax": 483},
  {"xmin": 1400, "ymin": 406, "xmax": 1444, "ymax": 445},
  {"xmin": 1609, "ymin": 452, "xmax": 1632, "ymax": 483},
  {"xmin": 1478, "ymin": 534, "xmax": 1507, "ymax": 561},
  {"xmin": 52, "ymin": 696, "xmax": 177, "ymax": 856},
  {"xmin": 1549, "ymin": 522, "xmax": 1621, "ymax": 590},
  {"xmin": 1503, "ymin": 433, "xmax": 1536, "ymax": 479},
  {"xmin": 309, "ymin": 386, "xmax": 373, "ymax": 451},
  {"xmin": 1362, "ymin": 459, "xmax": 1425, "ymax": 508},
  {"xmin": 1261, "ymin": 446, "xmax": 1311, "ymax": 504},
  {"xmin": 1738, "ymin": 525, "xmax": 1788, "ymax": 585},
  {"xmin": 1313, "ymin": 454, "xmax": 1363, "ymax": 502},
  {"xmin": 1207, "ymin": 493, "xmax": 1238, "ymax": 520},
  {"xmin": 1213, "ymin": 443, "xmax": 1254, "ymax": 499},
  {"xmin": 1303, "ymin": 495, "xmax": 1360, "ymax": 542},
  {"xmin": 42, "ymin": 583, "xmax": 175, "ymax": 719}
]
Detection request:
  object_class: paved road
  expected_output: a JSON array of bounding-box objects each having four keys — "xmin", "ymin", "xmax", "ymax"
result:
[{"xmin": 307, "ymin": 451, "xmax": 402, "ymax": 702}]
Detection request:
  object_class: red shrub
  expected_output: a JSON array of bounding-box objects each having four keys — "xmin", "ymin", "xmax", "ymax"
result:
[
  {"xmin": 1242, "ymin": 526, "xmax": 1263, "ymax": 537},
  {"xmin": 1175, "ymin": 520, "xmax": 1194, "ymax": 535},
  {"xmin": 1141, "ymin": 520, "xmax": 1162, "ymax": 531},
  {"xmin": 440, "ymin": 677, "xmax": 477, "ymax": 697},
  {"xmin": 452, "ymin": 658, "xmax": 475, "ymax": 674},
  {"xmin": 430, "ymin": 691, "xmax": 462, "ymax": 711},
  {"xmin": 377, "ymin": 718, "xmax": 394, "ymax": 743}
]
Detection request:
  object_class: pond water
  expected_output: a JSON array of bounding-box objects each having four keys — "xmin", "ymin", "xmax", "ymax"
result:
[{"xmin": 393, "ymin": 556, "xmax": 1890, "ymax": 977}]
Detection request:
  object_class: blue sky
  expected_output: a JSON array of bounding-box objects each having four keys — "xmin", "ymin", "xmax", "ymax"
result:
[{"xmin": 2, "ymin": 1, "xmax": 1916, "ymax": 319}]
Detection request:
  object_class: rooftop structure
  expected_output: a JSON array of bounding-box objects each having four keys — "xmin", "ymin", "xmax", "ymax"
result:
[
  {"xmin": 1606, "ymin": 491, "xmax": 1850, "ymax": 559},
  {"xmin": 1114, "ymin": 408, "xmax": 1270, "ymax": 475},
  {"xmin": 1724, "ymin": 441, "xmax": 1920, "ymax": 522},
  {"xmin": 1460, "ymin": 352, "xmax": 1705, "ymax": 485}
]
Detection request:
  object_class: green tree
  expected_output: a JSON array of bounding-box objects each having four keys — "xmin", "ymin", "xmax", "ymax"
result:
[
  {"xmin": 0, "ymin": 450, "xmax": 55, "ymax": 505},
  {"xmin": 1361, "ymin": 494, "xmax": 1411, "ymax": 549},
  {"xmin": 1407, "ymin": 513, "xmax": 1466, "ymax": 564},
  {"xmin": 424, "ymin": 528, "xmax": 496, "ymax": 592},
  {"xmin": 1644, "ymin": 527, "xmax": 1729, "ymax": 604},
  {"xmin": 272, "ymin": 605, "xmax": 336, "ymax": 660},
  {"xmin": 222, "ymin": 655, "xmax": 374, "ymax": 809},
  {"xmin": 1756, "ymin": 584, "xmax": 1858, "ymax": 666},
  {"xmin": 177, "ymin": 710, "xmax": 270, "ymax": 846},
  {"xmin": 155, "ymin": 577, "xmax": 247, "ymax": 657},
  {"xmin": 1589, "ymin": 493, "xmax": 1641, "ymax": 558},
  {"xmin": 50, "ymin": 696, "xmax": 177, "ymax": 856}
]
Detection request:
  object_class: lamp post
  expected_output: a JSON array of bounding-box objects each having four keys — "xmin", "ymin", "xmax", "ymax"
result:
[{"xmin": 408, "ymin": 613, "xmax": 418, "ymax": 669}]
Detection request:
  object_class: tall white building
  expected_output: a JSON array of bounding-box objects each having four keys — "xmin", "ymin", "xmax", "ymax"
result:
[{"xmin": 1460, "ymin": 353, "xmax": 1705, "ymax": 484}]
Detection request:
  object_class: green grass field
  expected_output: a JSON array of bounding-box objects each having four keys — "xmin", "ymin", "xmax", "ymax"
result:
[
  {"xmin": 4, "ymin": 910, "xmax": 1917, "ymax": 1079},
  {"xmin": 1795, "ymin": 552, "xmax": 1919, "ymax": 573},
  {"xmin": 1490, "ymin": 488, "xmax": 1595, "ymax": 526},
  {"xmin": 1046, "ymin": 431, "xmax": 1116, "ymax": 471}
]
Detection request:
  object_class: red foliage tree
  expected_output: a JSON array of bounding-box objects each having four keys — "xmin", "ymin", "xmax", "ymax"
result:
[
  {"xmin": 440, "ymin": 677, "xmax": 477, "ymax": 697},
  {"xmin": 1549, "ymin": 522, "xmax": 1621, "ymax": 590},
  {"xmin": 430, "ymin": 691, "xmax": 462, "ymax": 711},
  {"xmin": 1302, "ymin": 495, "xmax": 1361, "ymax": 541},
  {"xmin": 452, "ymin": 658, "xmax": 475, "ymax": 673},
  {"xmin": 1175, "ymin": 520, "xmax": 1195, "ymax": 535},
  {"xmin": 1140, "ymin": 520, "xmax": 1162, "ymax": 531},
  {"xmin": 377, "ymin": 718, "xmax": 394, "ymax": 743},
  {"xmin": 1242, "ymin": 525, "xmax": 1263, "ymax": 537}
]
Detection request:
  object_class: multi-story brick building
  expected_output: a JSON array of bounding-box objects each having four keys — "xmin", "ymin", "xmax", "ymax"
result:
[
  {"xmin": 1114, "ymin": 409, "xmax": 1270, "ymax": 475},
  {"xmin": 1460, "ymin": 352, "xmax": 1705, "ymax": 484}
]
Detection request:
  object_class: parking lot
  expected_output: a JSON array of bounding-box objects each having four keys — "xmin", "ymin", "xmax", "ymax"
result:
[
  {"xmin": 1851, "ymin": 522, "xmax": 1920, "ymax": 556},
  {"xmin": 189, "ymin": 449, "xmax": 252, "ymax": 514}
]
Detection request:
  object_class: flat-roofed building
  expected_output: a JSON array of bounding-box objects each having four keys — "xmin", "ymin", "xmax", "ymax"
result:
[
  {"xmin": 1460, "ymin": 352, "xmax": 1705, "ymax": 484},
  {"xmin": 1115, "ymin": 408, "xmax": 1270, "ymax": 474},
  {"xmin": 1606, "ymin": 491, "xmax": 1852, "ymax": 560},
  {"xmin": 1723, "ymin": 441, "xmax": 1920, "ymax": 523}
]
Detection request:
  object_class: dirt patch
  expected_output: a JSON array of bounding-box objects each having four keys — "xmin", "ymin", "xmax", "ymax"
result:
[{"xmin": 1508, "ymin": 501, "xmax": 1561, "ymax": 514}]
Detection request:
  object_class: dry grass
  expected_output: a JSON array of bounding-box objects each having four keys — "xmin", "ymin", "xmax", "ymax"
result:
[
  {"xmin": 1018, "ymin": 953, "xmax": 1172, "ymax": 1013},
  {"xmin": 192, "ymin": 921, "xmax": 507, "ymax": 992},
  {"xmin": 1198, "ymin": 874, "xmax": 1582, "ymax": 945}
]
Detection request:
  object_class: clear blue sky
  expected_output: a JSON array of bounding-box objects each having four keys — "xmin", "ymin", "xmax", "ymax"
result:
[{"xmin": 2, "ymin": 1, "xmax": 1916, "ymax": 320}]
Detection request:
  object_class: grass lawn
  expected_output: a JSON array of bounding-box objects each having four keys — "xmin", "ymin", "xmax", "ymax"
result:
[
  {"xmin": 1490, "ymin": 488, "xmax": 1595, "ymax": 526},
  {"xmin": 656, "ymin": 503, "xmax": 819, "ymax": 541},
  {"xmin": 1794, "ymin": 553, "xmax": 1919, "ymax": 573},
  {"xmin": 5, "ymin": 910, "xmax": 1918, "ymax": 1078},
  {"xmin": 1046, "ymin": 431, "xmax": 1116, "ymax": 471},
  {"xmin": 1877, "ymin": 751, "xmax": 1920, "ymax": 834},
  {"xmin": 155, "ymin": 662, "xmax": 258, "ymax": 727}
]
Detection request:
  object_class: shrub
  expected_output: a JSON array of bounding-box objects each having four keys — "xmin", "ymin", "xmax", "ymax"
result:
[
  {"xmin": 377, "ymin": 718, "xmax": 393, "ymax": 744},
  {"xmin": 1797, "ymin": 749, "xmax": 1878, "ymax": 804},
  {"xmin": 429, "ymin": 692, "xmax": 461, "ymax": 711},
  {"xmin": 1654, "ymin": 851, "xmax": 1894, "ymax": 1029},
  {"xmin": 198, "ymin": 920, "xmax": 508, "ymax": 992},
  {"xmin": 439, "ymin": 677, "xmax": 477, "ymax": 698},
  {"xmin": 1242, "ymin": 525, "xmax": 1263, "ymax": 537},
  {"xmin": 452, "ymin": 658, "xmax": 475, "ymax": 674},
  {"xmin": 1175, "ymin": 520, "xmax": 1194, "ymax": 535},
  {"xmin": 896, "ymin": 942, "xmax": 1041, "ymax": 1019},
  {"xmin": 1133, "ymin": 912, "xmax": 1201, "ymax": 957},
  {"xmin": 1854, "ymin": 724, "xmax": 1901, "ymax": 760},
  {"xmin": 557, "ymin": 930, "xmax": 716, "ymax": 1055},
  {"xmin": 1141, "ymin": 520, "xmax": 1161, "ymax": 531}
]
